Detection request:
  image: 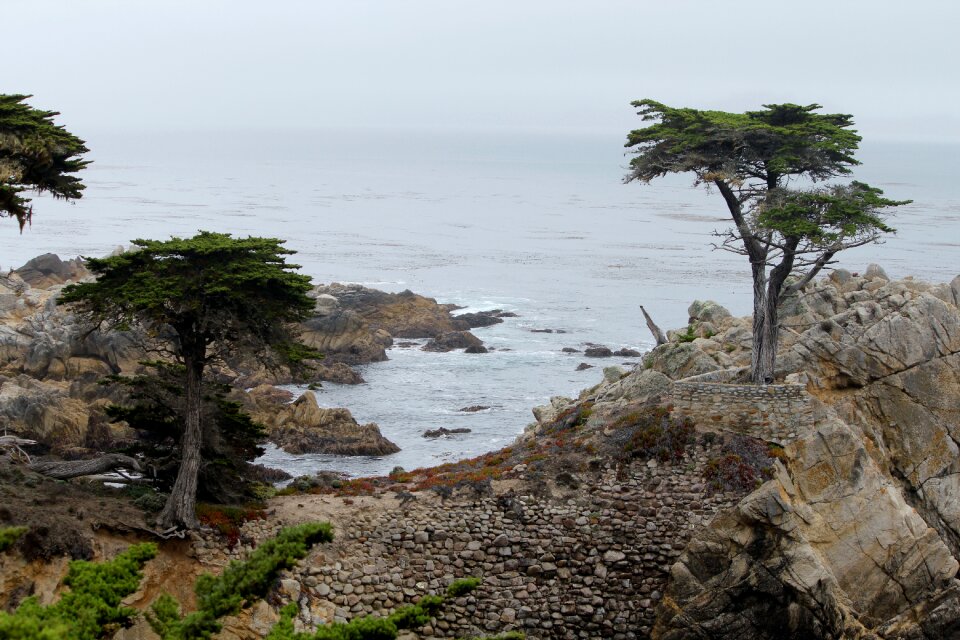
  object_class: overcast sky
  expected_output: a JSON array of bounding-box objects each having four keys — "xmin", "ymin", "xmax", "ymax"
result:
[{"xmin": 4, "ymin": 0, "xmax": 959, "ymax": 142}]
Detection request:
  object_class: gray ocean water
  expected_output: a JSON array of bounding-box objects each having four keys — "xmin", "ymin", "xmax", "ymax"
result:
[{"xmin": 3, "ymin": 129, "xmax": 957, "ymax": 476}]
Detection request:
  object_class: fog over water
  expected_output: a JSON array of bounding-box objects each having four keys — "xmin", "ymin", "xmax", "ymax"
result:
[{"xmin": 2, "ymin": 130, "xmax": 957, "ymax": 476}]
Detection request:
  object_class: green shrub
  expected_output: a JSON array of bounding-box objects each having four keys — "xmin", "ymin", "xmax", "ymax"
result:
[
  {"xmin": 0, "ymin": 526, "xmax": 27, "ymax": 552},
  {"xmin": 148, "ymin": 522, "xmax": 334, "ymax": 639},
  {"xmin": 0, "ymin": 543, "xmax": 157, "ymax": 639}
]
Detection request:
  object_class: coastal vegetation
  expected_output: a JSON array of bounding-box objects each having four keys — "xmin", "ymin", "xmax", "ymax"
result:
[
  {"xmin": 624, "ymin": 100, "xmax": 909, "ymax": 383},
  {"xmin": 0, "ymin": 94, "xmax": 89, "ymax": 229},
  {"xmin": 59, "ymin": 232, "xmax": 321, "ymax": 531}
]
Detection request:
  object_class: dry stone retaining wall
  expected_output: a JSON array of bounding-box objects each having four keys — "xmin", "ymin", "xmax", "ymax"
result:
[
  {"xmin": 669, "ymin": 371, "xmax": 814, "ymax": 444},
  {"xmin": 201, "ymin": 444, "xmax": 741, "ymax": 640}
]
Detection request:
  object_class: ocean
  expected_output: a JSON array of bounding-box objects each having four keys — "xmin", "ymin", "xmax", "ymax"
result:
[{"xmin": 3, "ymin": 128, "xmax": 957, "ymax": 477}]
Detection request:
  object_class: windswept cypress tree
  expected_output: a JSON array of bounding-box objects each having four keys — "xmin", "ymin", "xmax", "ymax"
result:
[{"xmin": 60, "ymin": 232, "xmax": 320, "ymax": 530}]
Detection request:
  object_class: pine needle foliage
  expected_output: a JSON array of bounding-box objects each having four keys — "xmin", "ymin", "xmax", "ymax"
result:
[
  {"xmin": 0, "ymin": 542, "xmax": 157, "ymax": 639},
  {"xmin": 624, "ymin": 100, "xmax": 909, "ymax": 383},
  {"xmin": 0, "ymin": 94, "xmax": 90, "ymax": 229},
  {"xmin": 59, "ymin": 232, "xmax": 321, "ymax": 530}
]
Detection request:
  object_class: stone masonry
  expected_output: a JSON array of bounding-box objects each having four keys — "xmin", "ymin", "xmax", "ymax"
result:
[
  {"xmin": 668, "ymin": 370, "xmax": 814, "ymax": 444},
  {"xmin": 198, "ymin": 442, "xmax": 743, "ymax": 640}
]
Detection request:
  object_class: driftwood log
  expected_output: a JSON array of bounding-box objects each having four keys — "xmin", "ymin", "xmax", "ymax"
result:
[
  {"xmin": 0, "ymin": 435, "xmax": 37, "ymax": 463},
  {"xmin": 640, "ymin": 305, "xmax": 668, "ymax": 346},
  {"xmin": 29, "ymin": 453, "xmax": 142, "ymax": 480}
]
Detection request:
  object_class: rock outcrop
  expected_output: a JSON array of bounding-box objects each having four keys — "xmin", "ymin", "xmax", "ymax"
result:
[
  {"xmin": 262, "ymin": 391, "xmax": 399, "ymax": 456},
  {"xmin": 421, "ymin": 331, "xmax": 484, "ymax": 352},
  {"xmin": 529, "ymin": 267, "xmax": 960, "ymax": 639}
]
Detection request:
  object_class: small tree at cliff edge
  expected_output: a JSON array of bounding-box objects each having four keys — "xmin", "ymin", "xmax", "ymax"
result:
[
  {"xmin": 0, "ymin": 94, "xmax": 90, "ymax": 229},
  {"xmin": 624, "ymin": 100, "xmax": 909, "ymax": 383},
  {"xmin": 60, "ymin": 232, "xmax": 319, "ymax": 530}
]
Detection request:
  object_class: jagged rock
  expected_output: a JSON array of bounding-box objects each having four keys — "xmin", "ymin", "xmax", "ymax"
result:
[
  {"xmin": 452, "ymin": 310, "xmax": 507, "ymax": 329},
  {"xmin": 464, "ymin": 345, "xmax": 488, "ymax": 354},
  {"xmin": 313, "ymin": 284, "xmax": 462, "ymax": 339},
  {"xmin": 299, "ymin": 310, "xmax": 390, "ymax": 365},
  {"xmin": 265, "ymin": 392, "xmax": 399, "ymax": 456},
  {"xmin": 613, "ymin": 348, "xmax": 642, "ymax": 357},
  {"xmin": 458, "ymin": 405, "xmax": 489, "ymax": 413},
  {"xmin": 421, "ymin": 331, "xmax": 483, "ymax": 352},
  {"xmin": 687, "ymin": 299, "xmax": 732, "ymax": 325},
  {"xmin": 592, "ymin": 369, "xmax": 671, "ymax": 407},
  {"xmin": 575, "ymin": 362, "xmax": 593, "ymax": 371},
  {"xmin": 655, "ymin": 418, "xmax": 959, "ymax": 639},
  {"xmin": 314, "ymin": 363, "xmax": 365, "ymax": 385},
  {"xmin": 864, "ymin": 263, "xmax": 889, "ymax": 281},
  {"xmin": 532, "ymin": 396, "xmax": 575, "ymax": 425},
  {"xmin": 561, "ymin": 347, "xmax": 580, "ymax": 353},
  {"xmin": 0, "ymin": 375, "xmax": 126, "ymax": 451},
  {"xmin": 12, "ymin": 254, "xmax": 89, "ymax": 289},
  {"xmin": 643, "ymin": 342, "xmax": 721, "ymax": 379}
]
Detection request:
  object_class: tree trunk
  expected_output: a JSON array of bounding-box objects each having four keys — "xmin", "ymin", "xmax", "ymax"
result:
[
  {"xmin": 158, "ymin": 347, "xmax": 204, "ymax": 530},
  {"xmin": 749, "ymin": 260, "xmax": 769, "ymax": 384},
  {"xmin": 754, "ymin": 240, "xmax": 798, "ymax": 384}
]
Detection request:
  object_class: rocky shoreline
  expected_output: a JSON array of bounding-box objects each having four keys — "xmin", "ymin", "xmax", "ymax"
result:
[{"xmin": 4, "ymin": 256, "xmax": 960, "ymax": 639}]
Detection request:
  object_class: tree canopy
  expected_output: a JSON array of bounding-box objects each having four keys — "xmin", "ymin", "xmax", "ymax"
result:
[
  {"xmin": 60, "ymin": 232, "xmax": 320, "ymax": 529},
  {"xmin": 0, "ymin": 94, "xmax": 90, "ymax": 229},
  {"xmin": 625, "ymin": 100, "xmax": 908, "ymax": 383}
]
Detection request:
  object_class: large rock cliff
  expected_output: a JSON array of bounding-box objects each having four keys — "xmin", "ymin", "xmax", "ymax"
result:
[{"xmin": 572, "ymin": 267, "xmax": 960, "ymax": 639}]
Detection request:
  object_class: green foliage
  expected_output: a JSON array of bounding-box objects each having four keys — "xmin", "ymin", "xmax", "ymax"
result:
[
  {"xmin": 0, "ymin": 543, "xmax": 156, "ymax": 639},
  {"xmin": 263, "ymin": 581, "xmax": 476, "ymax": 640},
  {"xmin": 624, "ymin": 99, "xmax": 909, "ymax": 382},
  {"xmin": 148, "ymin": 523, "xmax": 334, "ymax": 639},
  {"xmin": 0, "ymin": 525, "xmax": 27, "ymax": 552},
  {"xmin": 446, "ymin": 577, "xmax": 481, "ymax": 598},
  {"xmin": 625, "ymin": 100, "xmax": 861, "ymax": 185},
  {"xmin": 675, "ymin": 325, "xmax": 697, "ymax": 343},
  {"xmin": 0, "ymin": 94, "xmax": 90, "ymax": 229},
  {"xmin": 758, "ymin": 181, "xmax": 908, "ymax": 243},
  {"xmin": 106, "ymin": 361, "xmax": 269, "ymax": 504},
  {"xmin": 60, "ymin": 232, "xmax": 321, "ymax": 529},
  {"xmin": 59, "ymin": 232, "xmax": 318, "ymax": 358}
]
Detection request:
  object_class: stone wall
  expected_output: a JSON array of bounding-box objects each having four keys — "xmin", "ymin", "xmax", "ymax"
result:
[
  {"xmin": 668, "ymin": 371, "xmax": 813, "ymax": 443},
  {"xmin": 200, "ymin": 443, "xmax": 742, "ymax": 640}
]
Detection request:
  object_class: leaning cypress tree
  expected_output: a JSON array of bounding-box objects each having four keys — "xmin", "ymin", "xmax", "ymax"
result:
[
  {"xmin": 60, "ymin": 232, "xmax": 320, "ymax": 530},
  {"xmin": 624, "ymin": 101, "xmax": 908, "ymax": 383}
]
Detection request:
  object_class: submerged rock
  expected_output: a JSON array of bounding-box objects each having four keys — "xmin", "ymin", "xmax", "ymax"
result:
[{"xmin": 422, "ymin": 427, "xmax": 471, "ymax": 438}]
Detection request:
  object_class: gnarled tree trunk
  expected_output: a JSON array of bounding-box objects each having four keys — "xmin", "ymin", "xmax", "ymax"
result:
[{"xmin": 158, "ymin": 341, "xmax": 205, "ymax": 530}]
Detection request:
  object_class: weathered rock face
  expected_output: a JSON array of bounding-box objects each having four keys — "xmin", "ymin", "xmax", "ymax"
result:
[
  {"xmin": 262, "ymin": 391, "xmax": 399, "ymax": 456},
  {"xmin": 299, "ymin": 311, "xmax": 391, "ymax": 365},
  {"xmin": 421, "ymin": 331, "xmax": 483, "ymax": 352},
  {"xmin": 655, "ymin": 416, "xmax": 959, "ymax": 639},
  {"xmin": 533, "ymin": 269, "xmax": 960, "ymax": 638},
  {"xmin": 311, "ymin": 284, "xmax": 464, "ymax": 339},
  {"xmin": 11, "ymin": 254, "xmax": 90, "ymax": 290}
]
